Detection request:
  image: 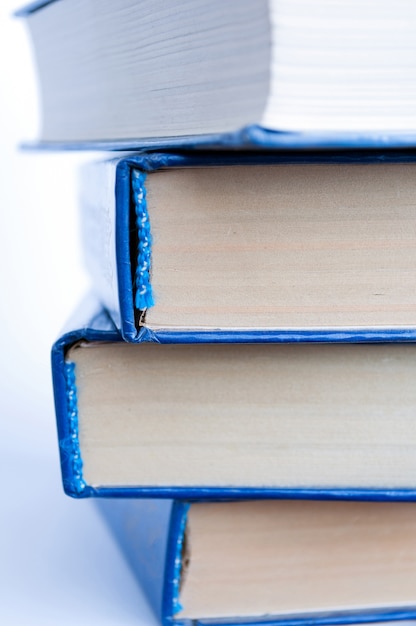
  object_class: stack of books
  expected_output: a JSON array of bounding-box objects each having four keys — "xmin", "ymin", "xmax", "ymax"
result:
[{"xmin": 21, "ymin": 1, "xmax": 416, "ymax": 625}]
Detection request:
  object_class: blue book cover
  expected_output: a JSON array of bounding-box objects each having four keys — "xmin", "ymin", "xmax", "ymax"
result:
[
  {"xmin": 52, "ymin": 296, "xmax": 416, "ymax": 500},
  {"xmin": 97, "ymin": 497, "xmax": 416, "ymax": 626},
  {"xmin": 18, "ymin": 0, "xmax": 416, "ymax": 151},
  {"xmin": 78, "ymin": 150, "xmax": 416, "ymax": 343}
]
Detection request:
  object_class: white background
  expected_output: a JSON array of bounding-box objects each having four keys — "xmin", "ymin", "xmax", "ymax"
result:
[
  {"xmin": 4, "ymin": 4, "xmax": 416, "ymax": 626},
  {"xmin": 0, "ymin": 2, "xmax": 157, "ymax": 623}
]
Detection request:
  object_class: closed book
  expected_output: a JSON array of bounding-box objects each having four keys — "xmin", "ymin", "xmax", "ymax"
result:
[
  {"xmin": 98, "ymin": 497, "xmax": 416, "ymax": 626},
  {"xmin": 53, "ymin": 296, "xmax": 416, "ymax": 499},
  {"xmin": 19, "ymin": 0, "xmax": 416, "ymax": 149},
  {"xmin": 79, "ymin": 151, "xmax": 416, "ymax": 342}
]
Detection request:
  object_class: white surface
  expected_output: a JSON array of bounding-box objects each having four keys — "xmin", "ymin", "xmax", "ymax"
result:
[{"xmin": 0, "ymin": 2, "xmax": 157, "ymax": 624}]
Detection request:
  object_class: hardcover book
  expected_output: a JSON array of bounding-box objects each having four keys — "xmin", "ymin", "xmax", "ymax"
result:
[
  {"xmin": 79, "ymin": 151, "xmax": 416, "ymax": 342},
  {"xmin": 19, "ymin": 0, "xmax": 416, "ymax": 149},
  {"xmin": 52, "ymin": 297, "xmax": 416, "ymax": 499},
  {"xmin": 98, "ymin": 497, "xmax": 416, "ymax": 626}
]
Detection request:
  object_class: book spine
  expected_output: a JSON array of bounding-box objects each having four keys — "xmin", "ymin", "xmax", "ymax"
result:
[
  {"xmin": 79, "ymin": 158, "xmax": 136, "ymax": 339},
  {"xmin": 163, "ymin": 502, "xmax": 190, "ymax": 622},
  {"xmin": 97, "ymin": 498, "xmax": 175, "ymax": 623}
]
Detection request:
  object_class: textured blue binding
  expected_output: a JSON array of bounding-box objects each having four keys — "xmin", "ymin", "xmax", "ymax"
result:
[
  {"xmin": 132, "ymin": 169, "xmax": 154, "ymax": 310},
  {"xmin": 59, "ymin": 361, "xmax": 85, "ymax": 495},
  {"xmin": 164, "ymin": 502, "xmax": 190, "ymax": 619},
  {"xmin": 51, "ymin": 294, "xmax": 122, "ymax": 498}
]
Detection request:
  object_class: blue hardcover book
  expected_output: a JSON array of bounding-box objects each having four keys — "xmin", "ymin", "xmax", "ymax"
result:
[
  {"xmin": 97, "ymin": 497, "xmax": 416, "ymax": 626},
  {"xmin": 19, "ymin": 0, "xmax": 416, "ymax": 150},
  {"xmin": 78, "ymin": 151, "xmax": 416, "ymax": 343},
  {"xmin": 52, "ymin": 296, "xmax": 416, "ymax": 499}
]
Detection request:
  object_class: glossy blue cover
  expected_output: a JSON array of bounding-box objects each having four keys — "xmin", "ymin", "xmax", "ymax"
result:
[
  {"xmin": 52, "ymin": 296, "xmax": 416, "ymax": 501},
  {"xmin": 97, "ymin": 497, "xmax": 416, "ymax": 626},
  {"xmin": 80, "ymin": 150, "xmax": 416, "ymax": 343},
  {"xmin": 97, "ymin": 498, "xmax": 174, "ymax": 624}
]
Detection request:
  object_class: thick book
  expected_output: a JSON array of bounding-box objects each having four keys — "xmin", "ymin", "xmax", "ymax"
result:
[
  {"xmin": 78, "ymin": 151, "xmax": 416, "ymax": 342},
  {"xmin": 98, "ymin": 497, "xmax": 416, "ymax": 626},
  {"xmin": 19, "ymin": 0, "xmax": 416, "ymax": 149},
  {"xmin": 52, "ymin": 297, "xmax": 416, "ymax": 499}
]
